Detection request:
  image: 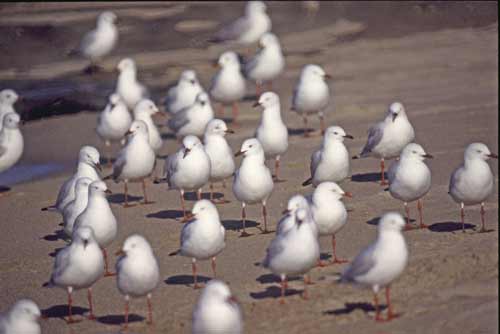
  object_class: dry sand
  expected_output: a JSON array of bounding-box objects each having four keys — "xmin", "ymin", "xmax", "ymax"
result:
[{"xmin": 0, "ymin": 2, "xmax": 498, "ymax": 334}]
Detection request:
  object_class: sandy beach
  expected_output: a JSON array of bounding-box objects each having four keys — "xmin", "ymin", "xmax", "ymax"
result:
[{"xmin": 0, "ymin": 2, "xmax": 498, "ymax": 334}]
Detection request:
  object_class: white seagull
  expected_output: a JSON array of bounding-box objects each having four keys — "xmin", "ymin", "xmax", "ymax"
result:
[
  {"xmin": 172, "ymin": 200, "xmax": 226, "ymax": 289},
  {"xmin": 116, "ymin": 234, "xmax": 160, "ymax": 330},
  {"xmin": 276, "ymin": 194, "xmax": 310, "ymax": 235},
  {"xmin": 168, "ymin": 92, "xmax": 214, "ymax": 139},
  {"xmin": 62, "ymin": 177, "xmax": 92, "ymax": 238},
  {"xmin": 0, "ymin": 113, "xmax": 24, "ymax": 178},
  {"xmin": 233, "ymin": 138, "xmax": 274, "ymax": 236},
  {"xmin": 449, "ymin": 142, "xmax": 497, "ymax": 233},
  {"xmin": 254, "ymin": 91, "xmax": 288, "ymax": 181},
  {"xmin": 291, "ymin": 64, "xmax": 331, "ymax": 137},
  {"xmin": 203, "ymin": 119, "xmax": 235, "ymax": 203},
  {"xmin": 0, "ymin": 89, "xmax": 20, "ymax": 132},
  {"xmin": 116, "ymin": 58, "xmax": 148, "ymax": 110},
  {"xmin": 164, "ymin": 69, "xmax": 204, "ymax": 115},
  {"xmin": 0, "ymin": 299, "xmax": 41, "ymax": 334},
  {"xmin": 354, "ymin": 102, "xmax": 415, "ymax": 185},
  {"xmin": 302, "ymin": 126, "xmax": 353, "ymax": 187},
  {"xmin": 388, "ymin": 143, "xmax": 433, "ymax": 230},
  {"xmin": 340, "ymin": 212, "xmax": 408, "ymax": 322},
  {"xmin": 192, "ymin": 280, "xmax": 243, "ymax": 334},
  {"xmin": 133, "ymin": 99, "xmax": 163, "ymax": 154}
]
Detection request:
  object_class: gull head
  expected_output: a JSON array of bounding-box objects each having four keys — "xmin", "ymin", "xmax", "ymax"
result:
[
  {"xmin": 465, "ymin": 142, "xmax": 498, "ymax": 161},
  {"xmin": 201, "ymin": 280, "xmax": 237, "ymax": 305},
  {"xmin": 117, "ymin": 58, "xmax": 136, "ymax": 73},
  {"xmin": 98, "ymin": 11, "xmax": 117, "ymax": 26},
  {"xmin": 75, "ymin": 177, "xmax": 93, "ymax": 194},
  {"xmin": 205, "ymin": 119, "xmax": 233, "ymax": 137},
  {"xmin": 108, "ymin": 93, "xmax": 122, "ymax": 109},
  {"xmin": 180, "ymin": 70, "xmax": 198, "ymax": 86},
  {"xmin": 246, "ymin": 1, "xmax": 267, "ymax": 14},
  {"xmin": 126, "ymin": 120, "xmax": 149, "ymax": 139},
  {"xmin": 235, "ymin": 138, "xmax": 263, "ymax": 157},
  {"xmin": 118, "ymin": 234, "xmax": 153, "ymax": 257},
  {"xmin": 388, "ymin": 102, "xmax": 406, "ymax": 122},
  {"xmin": 72, "ymin": 226, "xmax": 96, "ymax": 250},
  {"xmin": 89, "ymin": 180, "xmax": 111, "ymax": 197},
  {"xmin": 378, "ymin": 212, "xmax": 405, "ymax": 233},
  {"xmin": 191, "ymin": 199, "xmax": 219, "ymax": 220},
  {"xmin": 315, "ymin": 181, "xmax": 351, "ymax": 201},
  {"xmin": 283, "ymin": 194, "xmax": 309, "ymax": 215},
  {"xmin": 9, "ymin": 299, "xmax": 41, "ymax": 322},
  {"xmin": 294, "ymin": 208, "xmax": 309, "ymax": 228},
  {"xmin": 254, "ymin": 91, "xmax": 280, "ymax": 109},
  {"xmin": 302, "ymin": 64, "xmax": 331, "ymax": 81},
  {"xmin": 401, "ymin": 143, "xmax": 433, "ymax": 161},
  {"xmin": 195, "ymin": 92, "xmax": 210, "ymax": 107},
  {"xmin": 259, "ymin": 32, "xmax": 279, "ymax": 48},
  {"xmin": 134, "ymin": 99, "xmax": 159, "ymax": 117},
  {"xmin": 217, "ymin": 51, "xmax": 240, "ymax": 68},
  {"xmin": 0, "ymin": 89, "xmax": 19, "ymax": 105},
  {"xmin": 182, "ymin": 135, "xmax": 202, "ymax": 158},
  {"xmin": 324, "ymin": 125, "xmax": 353, "ymax": 142},
  {"xmin": 2, "ymin": 112, "xmax": 21, "ymax": 129},
  {"xmin": 79, "ymin": 146, "xmax": 101, "ymax": 171}
]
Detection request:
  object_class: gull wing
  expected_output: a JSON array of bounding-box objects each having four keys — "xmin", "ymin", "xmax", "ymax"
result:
[
  {"xmin": 341, "ymin": 243, "xmax": 376, "ymax": 282},
  {"xmin": 360, "ymin": 122, "xmax": 384, "ymax": 157}
]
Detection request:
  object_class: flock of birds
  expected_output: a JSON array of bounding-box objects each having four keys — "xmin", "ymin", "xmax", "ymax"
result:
[{"xmin": 0, "ymin": 2, "xmax": 497, "ymax": 334}]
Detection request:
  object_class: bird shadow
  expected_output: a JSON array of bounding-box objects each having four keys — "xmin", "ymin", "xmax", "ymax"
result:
[
  {"xmin": 366, "ymin": 217, "xmax": 415, "ymax": 226},
  {"xmin": 288, "ymin": 127, "xmax": 316, "ymax": 137},
  {"xmin": 249, "ymin": 286, "xmax": 302, "ymax": 300},
  {"xmin": 428, "ymin": 221, "xmax": 476, "ymax": 233},
  {"xmin": 320, "ymin": 253, "xmax": 333, "ymax": 261},
  {"xmin": 107, "ymin": 193, "xmax": 143, "ymax": 205},
  {"xmin": 164, "ymin": 275, "xmax": 211, "ymax": 287},
  {"xmin": 199, "ymin": 192, "xmax": 225, "ymax": 201},
  {"xmin": 351, "ymin": 172, "xmax": 385, "ymax": 183},
  {"xmin": 243, "ymin": 94, "xmax": 258, "ymax": 101},
  {"xmin": 256, "ymin": 274, "xmax": 300, "ymax": 284},
  {"xmin": 99, "ymin": 157, "xmax": 116, "ymax": 165},
  {"xmin": 0, "ymin": 185, "xmax": 11, "ymax": 193},
  {"xmin": 146, "ymin": 209, "xmax": 185, "ymax": 220},
  {"xmin": 323, "ymin": 302, "xmax": 385, "ymax": 316},
  {"xmin": 160, "ymin": 132, "xmax": 176, "ymax": 141},
  {"xmin": 42, "ymin": 304, "xmax": 89, "ymax": 319},
  {"xmin": 41, "ymin": 229, "xmax": 68, "ymax": 242},
  {"xmin": 183, "ymin": 192, "xmax": 209, "ymax": 202},
  {"xmin": 221, "ymin": 219, "xmax": 260, "ymax": 232},
  {"xmin": 97, "ymin": 314, "xmax": 145, "ymax": 325}
]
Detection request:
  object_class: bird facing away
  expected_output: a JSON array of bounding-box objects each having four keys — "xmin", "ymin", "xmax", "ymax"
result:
[
  {"xmin": 276, "ymin": 194, "xmax": 310, "ymax": 235},
  {"xmin": 354, "ymin": 102, "xmax": 415, "ymax": 185},
  {"xmin": 0, "ymin": 113, "xmax": 24, "ymax": 177},
  {"xmin": 116, "ymin": 58, "xmax": 149, "ymax": 110},
  {"xmin": 165, "ymin": 69, "xmax": 204, "ymax": 115},
  {"xmin": 168, "ymin": 92, "xmax": 215, "ymax": 139},
  {"xmin": 340, "ymin": 212, "xmax": 408, "ymax": 322},
  {"xmin": 0, "ymin": 89, "xmax": 20, "ymax": 132},
  {"xmin": 62, "ymin": 177, "xmax": 92, "ymax": 238},
  {"xmin": 449, "ymin": 142, "xmax": 497, "ymax": 233},
  {"xmin": 0, "ymin": 299, "xmax": 41, "ymax": 334},
  {"xmin": 116, "ymin": 234, "xmax": 160, "ymax": 330},
  {"xmin": 192, "ymin": 280, "xmax": 243, "ymax": 334},
  {"xmin": 388, "ymin": 143, "xmax": 433, "ymax": 230}
]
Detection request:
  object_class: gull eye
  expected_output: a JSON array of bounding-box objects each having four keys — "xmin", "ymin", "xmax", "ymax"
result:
[
  {"xmin": 249, "ymin": 145, "xmax": 253, "ymax": 148},
  {"xmin": 477, "ymin": 150, "xmax": 482, "ymax": 153},
  {"xmin": 333, "ymin": 132, "xmax": 338, "ymax": 135}
]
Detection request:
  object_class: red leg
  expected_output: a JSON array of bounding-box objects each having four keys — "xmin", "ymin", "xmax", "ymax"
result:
[
  {"xmin": 180, "ymin": 190, "xmax": 186, "ymax": 219},
  {"xmin": 280, "ymin": 276, "xmax": 287, "ymax": 304},
  {"xmin": 460, "ymin": 203, "xmax": 465, "ymax": 233},
  {"xmin": 256, "ymin": 82, "xmax": 262, "ymax": 97},
  {"xmin": 404, "ymin": 202, "xmax": 414, "ymax": 230},
  {"xmin": 302, "ymin": 275, "xmax": 309, "ymax": 300},
  {"xmin": 142, "ymin": 179, "xmax": 154, "ymax": 205},
  {"xmin": 380, "ymin": 159, "xmax": 388, "ymax": 186},
  {"xmin": 319, "ymin": 112, "xmax": 325, "ymax": 135},
  {"xmin": 331, "ymin": 235, "xmax": 348, "ymax": 264},
  {"xmin": 123, "ymin": 297, "xmax": 129, "ymax": 330},
  {"xmin": 67, "ymin": 288, "xmax": 74, "ymax": 323},
  {"xmin": 232, "ymin": 102, "xmax": 239, "ymax": 126},
  {"xmin": 197, "ymin": 188, "xmax": 202, "ymax": 200},
  {"xmin": 240, "ymin": 204, "xmax": 250, "ymax": 237},
  {"xmin": 303, "ymin": 114, "xmax": 310, "ymax": 138},
  {"xmin": 261, "ymin": 202, "xmax": 271, "ymax": 233},
  {"xmin": 87, "ymin": 288, "xmax": 95, "ymax": 320},
  {"xmin": 417, "ymin": 199, "xmax": 428, "ymax": 229},
  {"xmin": 385, "ymin": 286, "xmax": 399, "ymax": 320},
  {"xmin": 103, "ymin": 248, "xmax": 116, "ymax": 277},
  {"xmin": 211, "ymin": 257, "xmax": 217, "ymax": 278},
  {"xmin": 209, "ymin": 183, "xmax": 214, "ymax": 201},
  {"xmin": 192, "ymin": 260, "xmax": 202, "ymax": 289},
  {"xmin": 479, "ymin": 202, "xmax": 488, "ymax": 233},
  {"xmin": 147, "ymin": 293, "xmax": 153, "ymax": 325},
  {"xmin": 374, "ymin": 293, "xmax": 383, "ymax": 322}
]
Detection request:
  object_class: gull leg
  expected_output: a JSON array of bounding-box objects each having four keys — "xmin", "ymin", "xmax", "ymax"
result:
[
  {"xmin": 147, "ymin": 293, "xmax": 153, "ymax": 325},
  {"xmin": 211, "ymin": 257, "xmax": 217, "ymax": 278},
  {"xmin": 261, "ymin": 200, "xmax": 271, "ymax": 234},
  {"xmin": 380, "ymin": 159, "xmax": 388, "ymax": 186},
  {"xmin": 273, "ymin": 156, "xmax": 285, "ymax": 182},
  {"xmin": 197, "ymin": 188, "xmax": 202, "ymax": 200},
  {"xmin": 373, "ymin": 292, "xmax": 383, "ymax": 322},
  {"xmin": 417, "ymin": 199, "xmax": 428, "ymax": 229},
  {"xmin": 192, "ymin": 258, "xmax": 202, "ymax": 289},
  {"xmin": 180, "ymin": 189, "xmax": 187, "ymax": 220},
  {"xmin": 280, "ymin": 274, "xmax": 287, "ymax": 305},
  {"xmin": 256, "ymin": 82, "xmax": 262, "ymax": 97},
  {"xmin": 303, "ymin": 113, "xmax": 310, "ymax": 138},
  {"xmin": 385, "ymin": 286, "xmax": 399, "ymax": 320},
  {"xmin": 102, "ymin": 248, "xmax": 116, "ymax": 277},
  {"xmin": 460, "ymin": 202, "xmax": 465, "ymax": 233},
  {"xmin": 331, "ymin": 235, "xmax": 348, "ymax": 264},
  {"xmin": 142, "ymin": 179, "xmax": 154, "ymax": 205},
  {"xmin": 105, "ymin": 141, "xmax": 112, "ymax": 168},
  {"xmin": 404, "ymin": 202, "xmax": 414, "ymax": 230},
  {"xmin": 240, "ymin": 202, "xmax": 251, "ymax": 237},
  {"xmin": 232, "ymin": 102, "xmax": 240, "ymax": 127},
  {"xmin": 66, "ymin": 287, "xmax": 78, "ymax": 323},
  {"xmin": 318, "ymin": 111, "xmax": 326, "ymax": 135},
  {"xmin": 123, "ymin": 295, "xmax": 129, "ymax": 330},
  {"xmin": 87, "ymin": 288, "xmax": 96, "ymax": 320},
  {"xmin": 209, "ymin": 183, "xmax": 214, "ymax": 201},
  {"xmin": 302, "ymin": 275, "xmax": 310, "ymax": 300}
]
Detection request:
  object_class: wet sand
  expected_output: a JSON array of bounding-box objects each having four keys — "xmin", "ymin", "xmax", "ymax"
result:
[{"xmin": 0, "ymin": 2, "xmax": 498, "ymax": 334}]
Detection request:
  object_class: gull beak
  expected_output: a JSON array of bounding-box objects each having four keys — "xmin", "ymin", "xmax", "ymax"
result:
[
  {"xmin": 343, "ymin": 134, "xmax": 354, "ymax": 139},
  {"xmin": 488, "ymin": 153, "xmax": 498, "ymax": 159},
  {"xmin": 115, "ymin": 249, "xmax": 125, "ymax": 257},
  {"xmin": 252, "ymin": 101, "xmax": 261, "ymax": 108},
  {"xmin": 83, "ymin": 239, "xmax": 88, "ymax": 249},
  {"xmin": 234, "ymin": 150, "xmax": 246, "ymax": 157},
  {"xmin": 343, "ymin": 192, "xmax": 353, "ymax": 198},
  {"xmin": 422, "ymin": 153, "xmax": 434, "ymax": 159},
  {"xmin": 94, "ymin": 162, "xmax": 102, "ymax": 172},
  {"xmin": 185, "ymin": 212, "xmax": 195, "ymax": 220},
  {"xmin": 183, "ymin": 148, "xmax": 191, "ymax": 159},
  {"xmin": 282, "ymin": 208, "xmax": 290, "ymax": 215},
  {"xmin": 212, "ymin": 60, "xmax": 220, "ymax": 68},
  {"xmin": 324, "ymin": 74, "xmax": 332, "ymax": 80},
  {"xmin": 225, "ymin": 128, "xmax": 235, "ymax": 134},
  {"xmin": 226, "ymin": 295, "xmax": 239, "ymax": 305},
  {"xmin": 392, "ymin": 113, "xmax": 398, "ymax": 122},
  {"xmin": 105, "ymin": 189, "xmax": 113, "ymax": 195},
  {"xmin": 125, "ymin": 130, "xmax": 134, "ymax": 136}
]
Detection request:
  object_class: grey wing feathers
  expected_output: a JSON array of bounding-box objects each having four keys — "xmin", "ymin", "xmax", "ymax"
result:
[
  {"xmin": 165, "ymin": 153, "xmax": 179, "ymax": 188},
  {"xmin": 0, "ymin": 145, "xmax": 6, "ymax": 157},
  {"xmin": 80, "ymin": 29, "xmax": 97, "ymax": 53},
  {"xmin": 214, "ymin": 17, "xmax": 250, "ymax": 42},
  {"xmin": 341, "ymin": 244, "xmax": 376, "ymax": 282},
  {"xmin": 262, "ymin": 236, "xmax": 286, "ymax": 268},
  {"xmin": 167, "ymin": 108, "xmax": 190, "ymax": 132},
  {"xmin": 51, "ymin": 246, "xmax": 72, "ymax": 283},
  {"xmin": 360, "ymin": 123, "xmax": 384, "ymax": 157},
  {"xmin": 112, "ymin": 154, "xmax": 127, "ymax": 181},
  {"xmin": 310, "ymin": 150, "xmax": 321, "ymax": 177}
]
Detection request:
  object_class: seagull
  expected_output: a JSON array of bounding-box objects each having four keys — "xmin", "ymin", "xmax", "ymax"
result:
[
  {"xmin": 133, "ymin": 99, "xmax": 163, "ymax": 154},
  {"xmin": 340, "ymin": 212, "xmax": 408, "ymax": 322},
  {"xmin": 72, "ymin": 11, "xmax": 118, "ymax": 72},
  {"xmin": 233, "ymin": 138, "xmax": 274, "ymax": 236},
  {"xmin": 262, "ymin": 208, "xmax": 320, "ymax": 304},
  {"xmin": 0, "ymin": 89, "xmax": 20, "ymax": 132},
  {"xmin": 168, "ymin": 92, "xmax": 214, "ymax": 139},
  {"xmin": 48, "ymin": 226, "xmax": 104, "ymax": 323},
  {"xmin": 354, "ymin": 102, "xmax": 415, "ymax": 185},
  {"xmin": 0, "ymin": 299, "xmax": 41, "ymax": 334},
  {"xmin": 164, "ymin": 69, "xmax": 204, "ymax": 115},
  {"xmin": 210, "ymin": 1, "xmax": 271, "ymax": 48},
  {"xmin": 254, "ymin": 91, "xmax": 288, "ymax": 182},
  {"xmin": 192, "ymin": 280, "xmax": 243, "ymax": 334},
  {"xmin": 163, "ymin": 135, "xmax": 211, "ymax": 219},
  {"xmin": 62, "ymin": 177, "xmax": 92, "ymax": 238},
  {"xmin": 291, "ymin": 64, "xmax": 331, "ymax": 137},
  {"xmin": 209, "ymin": 51, "xmax": 246, "ymax": 124},
  {"xmin": 276, "ymin": 194, "xmax": 310, "ymax": 235},
  {"xmin": 96, "ymin": 93, "xmax": 132, "ymax": 166},
  {"xmin": 388, "ymin": 143, "xmax": 433, "ymax": 230},
  {"xmin": 0, "ymin": 113, "xmax": 24, "ymax": 180},
  {"xmin": 171, "ymin": 200, "xmax": 226, "ymax": 289},
  {"xmin": 203, "ymin": 119, "xmax": 235, "ymax": 203},
  {"xmin": 302, "ymin": 126, "xmax": 353, "ymax": 187},
  {"xmin": 244, "ymin": 32, "xmax": 285, "ymax": 95},
  {"xmin": 115, "ymin": 58, "xmax": 148, "ymax": 110},
  {"xmin": 74, "ymin": 180, "xmax": 116, "ymax": 276},
  {"xmin": 449, "ymin": 142, "xmax": 498, "ymax": 233},
  {"xmin": 45, "ymin": 146, "xmax": 101, "ymax": 213},
  {"xmin": 310, "ymin": 182, "xmax": 352, "ymax": 266},
  {"xmin": 108, "ymin": 120, "xmax": 156, "ymax": 207},
  {"xmin": 115, "ymin": 234, "xmax": 160, "ymax": 330}
]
